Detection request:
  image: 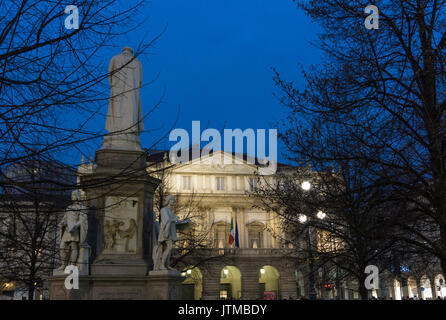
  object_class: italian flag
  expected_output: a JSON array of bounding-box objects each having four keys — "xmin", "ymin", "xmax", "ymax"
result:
[{"xmin": 228, "ymin": 217, "xmax": 235, "ymax": 246}]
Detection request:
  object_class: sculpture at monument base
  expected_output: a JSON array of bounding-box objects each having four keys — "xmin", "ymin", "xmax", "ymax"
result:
[
  {"xmin": 57, "ymin": 190, "xmax": 90, "ymax": 274},
  {"xmin": 152, "ymin": 195, "xmax": 190, "ymax": 271},
  {"xmin": 102, "ymin": 197, "xmax": 138, "ymax": 254},
  {"xmin": 152, "ymin": 195, "xmax": 178, "ymax": 271}
]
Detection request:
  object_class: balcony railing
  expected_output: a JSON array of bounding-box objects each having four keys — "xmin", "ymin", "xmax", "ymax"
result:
[{"xmin": 173, "ymin": 247, "xmax": 297, "ymax": 258}]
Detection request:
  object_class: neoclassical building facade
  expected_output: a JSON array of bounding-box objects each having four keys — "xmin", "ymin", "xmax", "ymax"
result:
[
  {"xmin": 146, "ymin": 150, "xmax": 446, "ymax": 300},
  {"xmin": 147, "ymin": 150, "xmax": 298, "ymax": 300}
]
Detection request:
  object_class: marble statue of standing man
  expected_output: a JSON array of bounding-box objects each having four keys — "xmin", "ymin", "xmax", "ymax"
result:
[
  {"xmin": 102, "ymin": 46, "xmax": 144, "ymax": 150},
  {"xmin": 58, "ymin": 190, "xmax": 89, "ymax": 271},
  {"xmin": 153, "ymin": 196, "xmax": 179, "ymax": 270}
]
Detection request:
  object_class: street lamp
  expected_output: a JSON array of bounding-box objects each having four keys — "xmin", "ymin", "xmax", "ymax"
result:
[
  {"xmin": 298, "ymin": 214, "xmax": 308, "ymax": 224},
  {"xmin": 298, "ymin": 211, "xmax": 318, "ymax": 300},
  {"xmin": 317, "ymin": 210, "xmax": 326, "ymax": 220},
  {"xmin": 300, "ymin": 180, "xmax": 322, "ymax": 300},
  {"xmin": 301, "ymin": 181, "xmax": 311, "ymax": 191},
  {"xmin": 182, "ymin": 269, "xmax": 193, "ymax": 277}
]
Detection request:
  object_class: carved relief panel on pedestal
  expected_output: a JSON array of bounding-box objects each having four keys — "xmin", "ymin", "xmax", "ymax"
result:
[{"xmin": 103, "ymin": 196, "xmax": 138, "ymax": 253}]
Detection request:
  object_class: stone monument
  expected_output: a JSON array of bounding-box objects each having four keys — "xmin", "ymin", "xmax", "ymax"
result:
[{"xmin": 49, "ymin": 47, "xmax": 167, "ymax": 300}]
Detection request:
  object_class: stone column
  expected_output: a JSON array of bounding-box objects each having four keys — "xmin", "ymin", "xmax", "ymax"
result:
[
  {"xmin": 387, "ymin": 282, "xmax": 394, "ymax": 300},
  {"xmin": 202, "ymin": 267, "xmax": 221, "ymax": 300},
  {"xmin": 241, "ymin": 263, "xmax": 261, "ymax": 300},
  {"xmin": 401, "ymin": 278, "xmax": 409, "ymax": 299},
  {"xmin": 431, "ymin": 275, "xmax": 438, "ymax": 299},
  {"xmin": 240, "ymin": 207, "xmax": 246, "ymax": 248},
  {"xmin": 210, "ymin": 175, "xmax": 215, "ymax": 192},
  {"xmin": 265, "ymin": 211, "xmax": 271, "ymax": 248},
  {"xmin": 343, "ymin": 281, "xmax": 350, "ymax": 300},
  {"xmin": 416, "ymin": 278, "xmax": 422, "ymax": 299},
  {"xmin": 278, "ymin": 265, "xmax": 298, "ymax": 299}
]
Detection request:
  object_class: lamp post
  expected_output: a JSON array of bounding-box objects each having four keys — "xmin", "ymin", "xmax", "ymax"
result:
[
  {"xmin": 299, "ymin": 212, "xmax": 327, "ymax": 300},
  {"xmin": 304, "ymin": 220, "xmax": 317, "ymax": 300},
  {"xmin": 328, "ymin": 220, "xmax": 341, "ymax": 300},
  {"xmin": 299, "ymin": 180, "xmax": 318, "ymax": 300}
]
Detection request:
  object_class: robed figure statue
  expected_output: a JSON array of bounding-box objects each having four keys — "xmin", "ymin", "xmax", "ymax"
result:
[
  {"xmin": 58, "ymin": 190, "xmax": 89, "ymax": 271},
  {"xmin": 152, "ymin": 195, "xmax": 190, "ymax": 271},
  {"xmin": 152, "ymin": 196, "xmax": 178, "ymax": 270},
  {"xmin": 102, "ymin": 46, "xmax": 144, "ymax": 150}
]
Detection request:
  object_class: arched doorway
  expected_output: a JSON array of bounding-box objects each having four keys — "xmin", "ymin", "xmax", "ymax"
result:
[
  {"xmin": 181, "ymin": 267, "xmax": 203, "ymax": 300},
  {"xmin": 408, "ymin": 276, "xmax": 418, "ymax": 298},
  {"xmin": 420, "ymin": 275, "xmax": 433, "ymax": 300},
  {"xmin": 394, "ymin": 279, "xmax": 402, "ymax": 300},
  {"xmin": 259, "ymin": 266, "xmax": 280, "ymax": 300},
  {"xmin": 220, "ymin": 266, "xmax": 242, "ymax": 299},
  {"xmin": 434, "ymin": 274, "xmax": 446, "ymax": 298}
]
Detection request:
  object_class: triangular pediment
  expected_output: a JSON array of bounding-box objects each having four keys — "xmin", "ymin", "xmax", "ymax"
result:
[{"xmin": 171, "ymin": 150, "xmax": 259, "ymax": 175}]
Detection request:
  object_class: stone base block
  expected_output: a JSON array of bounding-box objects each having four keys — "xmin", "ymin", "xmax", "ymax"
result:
[
  {"xmin": 146, "ymin": 270, "xmax": 185, "ymax": 300},
  {"xmin": 101, "ymin": 133, "xmax": 142, "ymax": 151},
  {"xmin": 94, "ymin": 148, "xmax": 147, "ymax": 173},
  {"xmin": 49, "ymin": 275, "xmax": 92, "ymax": 300},
  {"xmin": 49, "ymin": 275, "xmax": 150, "ymax": 300},
  {"xmin": 90, "ymin": 258, "xmax": 148, "ymax": 276},
  {"xmin": 49, "ymin": 270, "xmax": 185, "ymax": 300}
]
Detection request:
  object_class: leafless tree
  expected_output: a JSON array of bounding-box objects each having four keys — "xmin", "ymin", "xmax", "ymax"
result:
[
  {"xmin": 273, "ymin": 0, "xmax": 446, "ymax": 276},
  {"xmin": 0, "ymin": 158, "xmax": 75, "ymax": 299},
  {"xmin": 252, "ymin": 156, "xmax": 399, "ymax": 299},
  {"xmin": 0, "ymin": 0, "xmax": 162, "ymax": 299}
]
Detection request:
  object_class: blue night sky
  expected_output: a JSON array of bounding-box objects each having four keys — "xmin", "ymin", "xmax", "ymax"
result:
[{"xmin": 77, "ymin": 0, "xmax": 323, "ymax": 164}]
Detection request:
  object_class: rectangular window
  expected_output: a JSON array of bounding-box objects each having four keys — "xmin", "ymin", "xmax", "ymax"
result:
[
  {"xmin": 248, "ymin": 231, "xmax": 262, "ymax": 248},
  {"xmin": 232, "ymin": 176, "xmax": 237, "ymax": 190},
  {"xmin": 215, "ymin": 230, "xmax": 227, "ymax": 248},
  {"xmin": 216, "ymin": 177, "xmax": 225, "ymax": 191},
  {"xmin": 249, "ymin": 178, "xmax": 257, "ymax": 191},
  {"xmin": 214, "ymin": 224, "xmax": 229, "ymax": 249},
  {"xmin": 182, "ymin": 176, "xmax": 191, "ymax": 190}
]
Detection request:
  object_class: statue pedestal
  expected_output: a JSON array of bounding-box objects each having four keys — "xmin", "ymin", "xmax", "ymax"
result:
[
  {"xmin": 101, "ymin": 133, "xmax": 142, "ymax": 151},
  {"xmin": 82, "ymin": 148, "xmax": 160, "ymax": 278},
  {"xmin": 49, "ymin": 275, "xmax": 151, "ymax": 300},
  {"xmin": 147, "ymin": 270, "xmax": 185, "ymax": 300},
  {"xmin": 49, "ymin": 270, "xmax": 185, "ymax": 300},
  {"xmin": 49, "ymin": 148, "xmax": 162, "ymax": 300}
]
